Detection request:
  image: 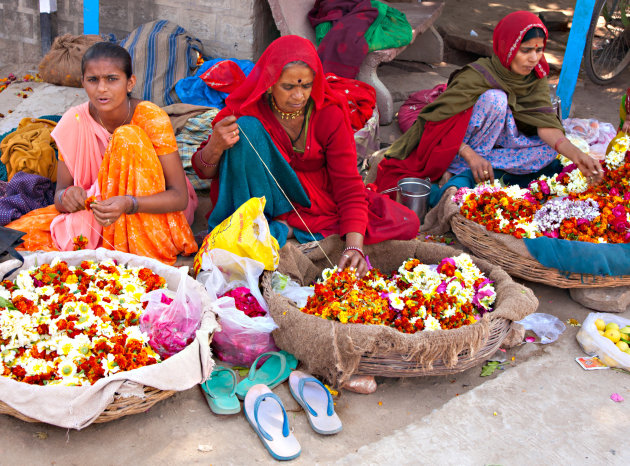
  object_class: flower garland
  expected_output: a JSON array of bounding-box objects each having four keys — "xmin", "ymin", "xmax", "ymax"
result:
[
  {"xmin": 301, "ymin": 254, "xmax": 496, "ymax": 334},
  {"xmin": 0, "ymin": 259, "xmax": 166, "ymax": 386},
  {"xmin": 455, "ymin": 137, "xmax": 630, "ymax": 243}
]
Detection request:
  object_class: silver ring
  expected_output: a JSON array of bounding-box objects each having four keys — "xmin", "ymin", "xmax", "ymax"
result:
[
  {"xmin": 232, "ymin": 130, "xmax": 237, "ymax": 137},
  {"xmin": 483, "ymin": 170, "xmax": 489, "ymax": 175},
  {"xmin": 343, "ymin": 254, "xmax": 350, "ymax": 258}
]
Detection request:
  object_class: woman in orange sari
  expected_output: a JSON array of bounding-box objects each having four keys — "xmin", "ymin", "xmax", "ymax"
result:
[{"xmin": 7, "ymin": 42, "xmax": 197, "ymax": 265}]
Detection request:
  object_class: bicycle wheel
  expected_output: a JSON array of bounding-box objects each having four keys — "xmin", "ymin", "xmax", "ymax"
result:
[{"xmin": 584, "ymin": 0, "xmax": 630, "ymax": 84}]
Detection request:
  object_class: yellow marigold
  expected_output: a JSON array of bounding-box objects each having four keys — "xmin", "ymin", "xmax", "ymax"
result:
[{"xmin": 65, "ymin": 274, "xmax": 78, "ymax": 285}]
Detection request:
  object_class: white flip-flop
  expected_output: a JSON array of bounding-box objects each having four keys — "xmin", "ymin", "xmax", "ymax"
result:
[
  {"xmin": 243, "ymin": 384, "xmax": 301, "ymax": 461},
  {"xmin": 289, "ymin": 370, "xmax": 342, "ymax": 435}
]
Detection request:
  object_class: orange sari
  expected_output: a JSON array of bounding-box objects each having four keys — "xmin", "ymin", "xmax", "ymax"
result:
[{"xmin": 6, "ymin": 101, "xmax": 198, "ymax": 265}]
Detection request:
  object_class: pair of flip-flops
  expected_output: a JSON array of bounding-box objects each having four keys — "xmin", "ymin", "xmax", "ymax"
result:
[
  {"xmin": 200, "ymin": 351, "xmax": 297, "ymax": 415},
  {"xmin": 244, "ymin": 371, "xmax": 342, "ymax": 461}
]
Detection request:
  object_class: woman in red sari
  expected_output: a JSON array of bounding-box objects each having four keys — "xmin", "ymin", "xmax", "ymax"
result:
[{"xmin": 193, "ymin": 35, "xmax": 419, "ymax": 277}]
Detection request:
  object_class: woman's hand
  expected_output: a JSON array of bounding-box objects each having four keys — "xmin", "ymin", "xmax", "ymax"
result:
[
  {"xmin": 338, "ymin": 248, "xmax": 368, "ymax": 278},
  {"xmin": 460, "ymin": 145, "xmax": 494, "ymax": 183},
  {"xmin": 91, "ymin": 196, "xmax": 131, "ymax": 227},
  {"xmin": 59, "ymin": 186, "xmax": 87, "ymax": 213},
  {"xmin": 209, "ymin": 115, "xmax": 240, "ymax": 154},
  {"xmin": 573, "ymin": 150, "xmax": 604, "ymax": 185}
]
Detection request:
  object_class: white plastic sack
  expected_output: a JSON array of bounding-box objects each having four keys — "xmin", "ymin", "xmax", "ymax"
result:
[
  {"xmin": 577, "ymin": 312, "xmax": 630, "ymax": 369},
  {"xmin": 516, "ymin": 312, "xmax": 566, "ymax": 344},
  {"xmin": 271, "ymin": 271, "xmax": 315, "ymax": 308}
]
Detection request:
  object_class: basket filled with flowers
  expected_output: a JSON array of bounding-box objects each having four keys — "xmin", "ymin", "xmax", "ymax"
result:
[
  {"xmin": 262, "ymin": 237, "xmax": 536, "ymax": 386},
  {"xmin": 0, "ymin": 249, "xmax": 217, "ymax": 429},
  {"xmin": 423, "ymin": 135, "xmax": 630, "ymax": 288}
]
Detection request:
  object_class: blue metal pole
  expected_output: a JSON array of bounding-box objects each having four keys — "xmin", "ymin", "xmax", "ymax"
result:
[
  {"xmin": 83, "ymin": 0, "xmax": 99, "ymax": 35},
  {"xmin": 557, "ymin": 0, "xmax": 596, "ymax": 119}
]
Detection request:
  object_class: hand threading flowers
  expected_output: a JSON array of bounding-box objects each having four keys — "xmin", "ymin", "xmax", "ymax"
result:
[{"xmin": 300, "ymin": 254, "xmax": 496, "ymax": 333}]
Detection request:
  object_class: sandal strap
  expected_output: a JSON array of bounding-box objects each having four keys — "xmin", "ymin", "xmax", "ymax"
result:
[
  {"xmin": 248, "ymin": 351, "xmax": 287, "ymax": 385},
  {"xmin": 253, "ymin": 392, "xmax": 289, "ymax": 441},
  {"xmin": 298, "ymin": 376, "xmax": 334, "ymax": 417},
  {"xmin": 203, "ymin": 366, "xmax": 238, "ymax": 398}
]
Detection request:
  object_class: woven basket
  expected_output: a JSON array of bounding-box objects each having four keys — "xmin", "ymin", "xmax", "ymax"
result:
[
  {"xmin": 0, "ymin": 386, "xmax": 176, "ymax": 424},
  {"xmin": 356, "ymin": 317, "xmax": 511, "ymax": 377},
  {"xmin": 0, "ymin": 249, "xmax": 217, "ymax": 428},
  {"xmin": 451, "ymin": 214, "xmax": 630, "ymax": 289},
  {"xmin": 263, "ymin": 238, "xmax": 534, "ymax": 383}
]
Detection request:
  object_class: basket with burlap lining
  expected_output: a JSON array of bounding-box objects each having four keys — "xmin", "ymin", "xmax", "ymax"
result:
[
  {"xmin": 0, "ymin": 249, "xmax": 217, "ymax": 429},
  {"xmin": 422, "ymin": 187, "xmax": 630, "ymax": 289},
  {"xmin": 0, "ymin": 386, "xmax": 176, "ymax": 424},
  {"xmin": 262, "ymin": 236, "xmax": 537, "ymax": 387}
]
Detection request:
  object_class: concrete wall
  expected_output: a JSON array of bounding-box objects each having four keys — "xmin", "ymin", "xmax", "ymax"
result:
[{"xmin": 0, "ymin": 0, "xmax": 279, "ymax": 67}]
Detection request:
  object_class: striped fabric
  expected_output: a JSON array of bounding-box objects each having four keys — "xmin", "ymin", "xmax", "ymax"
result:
[
  {"xmin": 176, "ymin": 108, "xmax": 219, "ymax": 190},
  {"xmin": 120, "ymin": 20, "xmax": 203, "ymax": 107}
]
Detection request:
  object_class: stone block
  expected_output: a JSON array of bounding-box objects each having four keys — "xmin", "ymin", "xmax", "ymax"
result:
[{"xmin": 570, "ymin": 287, "xmax": 630, "ymax": 313}]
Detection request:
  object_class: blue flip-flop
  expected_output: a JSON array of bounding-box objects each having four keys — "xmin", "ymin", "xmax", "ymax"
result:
[
  {"xmin": 200, "ymin": 366, "xmax": 241, "ymax": 415},
  {"xmin": 244, "ymin": 384, "xmax": 301, "ymax": 461},
  {"xmin": 289, "ymin": 370, "xmax": 342, "ymax": 435},
  {"xmin": 236, "ymin": 350, "xmax": 298, "ymax": 400}
]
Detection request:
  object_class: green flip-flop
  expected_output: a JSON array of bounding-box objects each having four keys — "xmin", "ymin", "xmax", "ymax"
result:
[
  {"xmin": 236, "ymin": 351, "xmax": 298, "ymax": 400},
  {"xmin": 200, "ymin": 366, "xmax": 241, "ymax": 415}
]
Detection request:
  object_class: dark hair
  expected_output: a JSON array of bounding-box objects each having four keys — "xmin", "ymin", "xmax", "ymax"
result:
[
  {"xmin": 522, "ymin": 27, "xmax": 546, "ymax": 43},
  {"xmin": 81, "ymin": 42, "xmax": 133, "ymax": 78}
]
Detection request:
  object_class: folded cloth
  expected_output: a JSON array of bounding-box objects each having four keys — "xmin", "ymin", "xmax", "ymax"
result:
[
  {"xmin": 0, "ymin": 118, "xmax": 58, "ymax": 182},
  {"xmin": 0, "ymin": 171, "xmax": 55, "ymax": 226},
  {"xmin": 175, "ymin": 58, "xmax": 255, "ymax": 109},
  {"xmin": 325, "ymin": 73, "xmax": 376, "ymax": 131},
  {"xmin": 176, "ymin": 108, "xmax": 220, "ymax": 191},
  {"xmin": 162, "ymin": 103, "xmax": 215, "ymax": 134},
  {"xmin": 524, "ymin": 237, "xmax": 630, "ymax": 276}
]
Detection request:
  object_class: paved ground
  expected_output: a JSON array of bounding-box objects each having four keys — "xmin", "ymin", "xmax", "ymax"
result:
[{"xmin": 1, "ymin": 10, "xmax": 630, "ymax": 464}]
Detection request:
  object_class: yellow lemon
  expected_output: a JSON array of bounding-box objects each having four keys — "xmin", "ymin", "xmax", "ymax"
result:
[
  {"xmin": 620, "ymin": 326, "xmax": 630, "ymax": 335},
  {"xmin": 605, "ymin": 328, "xmax": 621, "ymax": 343},
  {"xmin": 594, "ymin": 319, "xmax": 606, "ymax": 331},
  {"xmin": 616, "ymin": 341, "xmax": 629, "ymax": 352},
  {"xmin": 605, "ymin": 322, "xmax": 620, "ymax": 332},
  {"xmin": 598, "ymin": 330, "xmax": 605, "ymax": 336}
]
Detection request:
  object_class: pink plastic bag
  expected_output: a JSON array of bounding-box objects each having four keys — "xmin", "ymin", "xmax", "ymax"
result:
[
  {"xmin": 397, "ymin": 83, "xmax": 447, "ymax": 133},
  {"xmin": 140, "ymin": 266, "xmax": 202, "ymax": 358},
  {"xmin": 197, "ymin": 249, "xmax": 279, "ymax": 366}
]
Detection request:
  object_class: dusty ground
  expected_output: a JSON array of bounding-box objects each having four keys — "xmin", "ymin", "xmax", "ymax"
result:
[{"xmin": 1, "ymin": 3, "xmax": 630, "ymax": 464}]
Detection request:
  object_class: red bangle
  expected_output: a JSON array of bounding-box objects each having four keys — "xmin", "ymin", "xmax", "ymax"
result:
[
  {"xmin": 196, "ymin": 150, "xmax": 219, "ymax": 168},
  {"xmin": 554, "ymin": 136, "xmax": 567, "ymax": 153},
  {"xmin": 343, "ymin": 246, "xmax": 365, "ymax": 259}
]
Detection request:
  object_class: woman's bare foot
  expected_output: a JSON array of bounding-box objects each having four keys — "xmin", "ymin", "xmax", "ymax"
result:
[{"xmin": 438, "ymin": 171, "xmax": 454, "ymax": 188}]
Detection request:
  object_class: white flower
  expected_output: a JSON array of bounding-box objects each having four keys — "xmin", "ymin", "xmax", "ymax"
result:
[
  {"xmin": 101, "ymin": 353, "xmax": 120, "ymax": 376},
  {"xmin": 423, "ymin": 315, "xmax": 441, "ymax": 331},
  {"xmin": 388, "ymin": 293, "xmax": 405, "ymax": 311},
  {"xmin": 57, "ymin": 357, "xmax": 78, "ymax": 378}
]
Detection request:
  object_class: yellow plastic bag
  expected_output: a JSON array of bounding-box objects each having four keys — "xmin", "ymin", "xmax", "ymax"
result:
[
  {"xmin": 193, "ymin": 197, "xmax": 279, "ymax": 276},
  {"xmin": 606, "ymin": 130, "xmax": 629, "ymax": 155}
]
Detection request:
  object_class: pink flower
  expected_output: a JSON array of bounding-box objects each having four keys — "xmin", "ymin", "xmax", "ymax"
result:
[
  {"xmin": 543, "ymin": 230, "xmax": 559, "ymax": 238},
  {"xmin": 624, "ymin": 192, "xmax": 630, "ymax": 201},
  {"xmin": 610, "ymin": 187, "xmax": 620, "ymax": 197},
  {"xmin": 525, "ymin": 336, "xmax": 536, "ymax": 343},
  {"xmin": 611, "ymin": 217, "xmax": 629, "ymax": 233},
  {"xmin": 611, "ymin": 393, "xmax": 624, "ymax": 402},
  {"xmin": 612, "ymin": 205, "xmax": 626, "ymax": 218},
  {"xmin": 540, "ymin": 180, "xmax": 550, "ymax": 195},
  {"xmin": 160, "ymin": 293, "xmax": 173, "ymax": 305}
]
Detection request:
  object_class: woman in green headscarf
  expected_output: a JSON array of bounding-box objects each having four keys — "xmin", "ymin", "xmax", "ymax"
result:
[{"xmin": 376, "ymin": 11, "xmax": 604, "ymax": 194}]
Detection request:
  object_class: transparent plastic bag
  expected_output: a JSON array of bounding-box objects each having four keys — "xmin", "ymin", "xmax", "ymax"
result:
[
  {"xmin": 271, "ymin": 272, "xmax": 315, "ymax": 308},
  {"xmin": 140, "ymin": 266, "xmax": 202, "ymax": 358},
  {"xmin": 577, "ymin": 312, "xmax": 630, "ymax": 369},
  {"xmin": 197, "ymin": 249, "xmax": 278, "ymax": 365},
  {"xmin": 516, "ymin": 312, "xmax": 566, "ymax": 344}
]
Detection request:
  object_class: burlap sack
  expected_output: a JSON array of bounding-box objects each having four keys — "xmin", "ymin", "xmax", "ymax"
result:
[
  {"xmin": 0, "ymin": 249, "xmax": 218, "ymax": 429},
  {"xmin": 263, "ymin": 236, "xmax": 537, "ymax": 386},
  {"xmin": 38, "ymin": 34, "xmax": 104, "ymax": 87}
]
